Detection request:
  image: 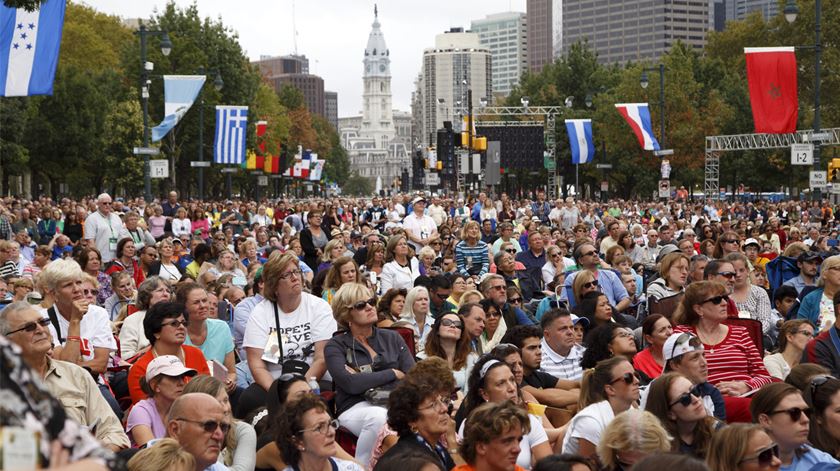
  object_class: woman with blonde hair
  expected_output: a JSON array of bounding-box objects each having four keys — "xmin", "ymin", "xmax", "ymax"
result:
[
  {"xmin": 724, "ymin": 252, "xmax": 773, "ymax": 335},
  {"xmin": 597, "ymin": 409, "xmax": 672, "ymax": 470},
  {"xmin": 321, "ymin": 256, "xmax": 361, "ymax": 304},
  {"xmin": 459, "ymin": 289, "xmax": 484, "ymax": 306},
  {"xmin": 398, "ymin": 286, "xmax": 433, "ymax": 354},
  {"xmin": 127, "ymin": 438, "xmax": 195, "ymax": 471},
  {"xmin": 455, "ymin": 220, "xmax": 489, "ymax": 278},
  {"xmin": 317, "ymin": 238, "xmax": 346, "ymax": 273},
  {"xmin": 707, "ymin": 423, "xmax": 781, "ymax": 471},
  {"xmin": 364, "ymin": 241, "xmax": 386, "ymax": 276},
  {"xmin": 646, "ymin": 252, "xmax": 690, "ymax": 319},
  {"xmin": 571, "ymin": 269, "xmax": 599, "ymax": 307}
]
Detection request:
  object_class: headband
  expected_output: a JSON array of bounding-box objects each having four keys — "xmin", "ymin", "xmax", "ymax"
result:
[
  {"xmin": 251, "ymin": 409, "xmax": 268, "ymax": 427},
  {"xmin": 479, "ymin": 359, "xmax": 501, "ymax": 380}
]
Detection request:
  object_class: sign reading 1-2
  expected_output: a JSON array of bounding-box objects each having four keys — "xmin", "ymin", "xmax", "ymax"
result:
[{"xmin": 791, "ymin": 143, "xmax": 814, "ymax": 165}]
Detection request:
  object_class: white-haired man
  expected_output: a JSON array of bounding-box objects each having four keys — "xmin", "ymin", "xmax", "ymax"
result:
[{"xmin": 84, "ymin": 193, "xmax": 124, "ymax": 262}]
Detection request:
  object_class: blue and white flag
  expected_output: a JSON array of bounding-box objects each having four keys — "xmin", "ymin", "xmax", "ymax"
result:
[
  {"xmin": 214, "ymin": 105, "xmax": 248, "ymax": 165},
  {"xmin": 565, "ymin": 119, "xmax": 595, "ymax": 164},
  {"xmin": 0, "ymin": 0, "xmax": 66, "ymax": 96},
  {"xmin": 151, "ymin": 75, "xmax": 206, "ymax": 142}
]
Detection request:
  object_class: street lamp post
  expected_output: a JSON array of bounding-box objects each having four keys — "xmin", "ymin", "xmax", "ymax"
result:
[
  {"xmin": 785, "ymin": 0, "xmax": 822, "ymax": 201},
  {"xmin": 135, "ymin": 23, "xmax": 172, "ymax": 203},
  {"xmin": 195, "ymin": 67, "xmax": 223, "ymax": 201},
  {"xmin": 640, "ymin": 63, "xmax": 666, "ymax": 149}
]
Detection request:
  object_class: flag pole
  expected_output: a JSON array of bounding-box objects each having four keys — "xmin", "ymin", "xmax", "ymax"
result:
[{"xmin": 575, "ymin": 164, "xmax": 579, "ymax": 197}]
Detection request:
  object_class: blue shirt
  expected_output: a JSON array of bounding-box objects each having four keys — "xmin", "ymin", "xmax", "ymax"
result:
[
  {"xmin": 561, "ymin": 269, "xmax": 629, "ymax": 309},
  {"xmin": 185, "ymin": 319, "xmax": 234, "ymax": 364},
  {"xmin": 782, "ymin": 445, "xmax": 839, "ymax": 471}
]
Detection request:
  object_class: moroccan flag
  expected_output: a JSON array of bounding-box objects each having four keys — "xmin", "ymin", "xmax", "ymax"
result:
[
  {"xmin": 264, "ymin": 155, "xmax": 279, "ymax": 174},
  {"xmin": 745, "ymin": 47, "xmax": 798, "ymax": 134}
]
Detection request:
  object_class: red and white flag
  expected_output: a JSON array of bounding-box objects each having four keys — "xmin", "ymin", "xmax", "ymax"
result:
[{"xmin": 744, "ymin": 47, "xmax": 798, "ymax": 134}]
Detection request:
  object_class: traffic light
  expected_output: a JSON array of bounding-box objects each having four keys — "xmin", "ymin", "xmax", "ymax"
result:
[
  {"xmin": 830, "ymin": 158, "xmax": 840, "ymax": 182},
  {"xmin": 460, "ymin": 116, "xmax": 487, "ymax": 151}
]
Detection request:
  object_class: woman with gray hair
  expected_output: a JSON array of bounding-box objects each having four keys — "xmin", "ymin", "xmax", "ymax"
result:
[{"xmin": 118, "ymin": 276, "xmax": 172, "ymax": 358}]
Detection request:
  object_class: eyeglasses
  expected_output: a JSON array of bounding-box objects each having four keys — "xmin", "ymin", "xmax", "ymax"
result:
[
  {"xmin": 716, "ymin": 271, "xmax": 736, "ymax": 279},
  {"xmin": 701, "ymin": 295, "xmax": 729, "ymax": 305},
  {"xmin": 610, "ymin": 372, "xmax": 639, "ymax": 385},
  {"xmin": 505, "ymin": 249, "xmax": 517, "ymax": 254},
  {"xmin": 581, "ymin": 251, "xmax": 596, "ymax": 257},
  {"xmin": 490, "ymin": 284, "xmax": 506, "ymax": 291},
  {"xmin": 739, "ymin": 444, "xmax": 779, "ymax": 466},
  {"xmin": 163, "ymin": 319, "xmax": 189, "ymax": 328},
  {"xmin": 582, "ymin": 281, "xmax": 598, "ymax": 289},
  {"xmin": 767, "ymin": 407, "xmax": 812, "ymax": 422},
  {"xmin": 298, "ymin": 418, "xmax": 339, "ymax": 435},
  {"xmin": 796, "ymin": 329, "xmax": 815, "ymax": 338},
  {"xmin": 418, "ymin": 395, "xmax": 452, "ymax": 412},
  {"xmin": 83, "ymin": 288, "xmax": 98, "ymax": 297},
  {"xmin": 441, "ymin": 318, "xmax": 463, "ymax": 329},
  {"xmin": 278, "ymin": 269, "xmax": 303, "ymax": 280},
  {"xmin": 613, "ymin": 330, "xmax": 634, "ymax": 340},
  {"xmin": 487, "ymin": 310, "xmax": 502, "ymax": 318},
  {"xmin": 722, "ymin": 239, "xmax": 738, "ymax": 244},
  {"xmin": 509, "ymin": 297, "xmax": 522, "ymax": 304},
  {"xmin": 669, "ymin": 385, "xmax": 702, "ymax": 408},
  {"xmin": 550, "ymin": 253, "xmax": 561, "ymax": 258},
  {"xmin": 5, "ymin": 318, "xmax": 51, "ymax": 336},
  {"xmin": 668, "ymin": 332, "xmax": 702, "ymax": 359},
  {"xmin": 349, "ymin": 297, "xmax": 377, "ymax": 310},
  {"xmin": 175, "ymin": 418, "xmax": 231, "ymax": 434},
  {"xmin": 810, "ymin": 375, "xmax": 833, "ymax": 397}
]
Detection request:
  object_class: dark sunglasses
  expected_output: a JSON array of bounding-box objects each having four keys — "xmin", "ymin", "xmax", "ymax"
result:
[
  {"xmin": 440, "ymin": 319, "xmax": 463, "ymax": 329},
  {"xmin": 509, "ymin": 297, "xmax": 522, "ymax": 304},
  {"xmin": 581, "ymin": 250, "xmax": 597, "ymax": 258},
  {"xmin": 768, "ymin": 406, "xmax": 812, "ymax": 422},
  {"xmin": 163, "ymin": 319, "xmax": 190, "ymax": 328},
  {"xmin": 739, "ymin": 444, "xmax": 779, "ymax": 466},
  {"xmin": 722, "ymin": 239, "xmax": 738, "ymax": 244},
  {"xmin": 701, "ymin": 295, "xmax": 729, "ymax": 305},
  {"xmin": 610, "ymin": 372, "xmax": 639, "ymax": 385},
  {"xmin": 810, "ymin": 375, "xmax": 834, "ymax": 396},
  {"xmin": 350, "ymin": 297, "xmax": 377, "ymax": 310},
  {"xmin": 582, "ymin": 281, "xmax": 598, "ymax": 289},
  {"xmin": 5, "ymin": 317, "xmax": 51, "ymax": 335},
  {"xmin": 175, "ymin": 418, "xmax": 230, "ymax": 434},
  {"xmin": 278, "ymin": 373, "xmax": 306, "ymax": 384},
  {"xmin": 505, "ymin": 248, "xmax": 517, "ymax": 254},
  {"xmin": 669, "ymin": 385, "xmax": 702, "ymax": 408},
  {"xmin": 716, "ymin": 271, "xmax": 736, "ymax": 279}
]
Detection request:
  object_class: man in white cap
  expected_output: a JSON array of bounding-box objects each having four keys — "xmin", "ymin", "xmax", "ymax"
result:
[
  {"xmin": 661, "ymin": 332, "xmax": 725, "ymax": 421},
  {"xmin": 402, "ymin": 196, "xmax": 438, "ymax": 252}
]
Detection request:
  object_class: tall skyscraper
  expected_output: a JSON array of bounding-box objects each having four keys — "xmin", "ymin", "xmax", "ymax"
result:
[
  {"xmin": 325, "ymin": 91, "xmax": 338, "ymax": 130},
  {"xmin": 562, "ymin": 0, "xmax": 709, "ymax": 64},
  {"xmin": 733, "ymin": 0, "xmax": 777, "ymax": 20},
  {"xmin": 471, "ymin": 12, "xmax": 528, "ymax": 96},
  {"xmin": 253, "ymin": 54, "xmax": 325, "ymax": 117},
  {"xmin": 418, "ymin": 28, "xmax": 492, "ymax": 147},
  {"xmin": 526, "ymin": 0, "xmax": 557, "ymax": 73}
]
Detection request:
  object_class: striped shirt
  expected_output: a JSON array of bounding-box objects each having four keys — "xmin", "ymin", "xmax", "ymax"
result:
[
  {"xmin": 454, "ymin": 240, "xmax": 489, "ymax": 277},
  {"xmin": 674, "ymin": 324, "xmax": 776, "ymax": 390},
  {"xmin": 540, "ymin": 340, "xmax": 585, "ymax": 381}
]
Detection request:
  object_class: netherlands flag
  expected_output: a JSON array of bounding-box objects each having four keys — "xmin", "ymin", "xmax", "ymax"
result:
[{"xmin": 615, "ymin": 103, "xmax": 660, "ymax": 151}]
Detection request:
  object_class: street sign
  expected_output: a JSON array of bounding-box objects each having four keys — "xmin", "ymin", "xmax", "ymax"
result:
[
  {"xmin": 190, "ymin": 161, "xmax": 211, "ymax": 168},
  {"xmin": 658, "ymin": 179, "xmax": 670, "ymax": 198},
  {"xmin": 807, "ymin": 132, "xmax": 833, "ymax": 142},
  {"xmin": 791, "ymin": 143, "xmax": 814, "ymax": 165},
  {"xmin": 425, "ymin": 172, "xmax": 440, "ymax": 186},
  {"xmin": 149, "ymin": 160, "xmax": 168, "ymax": 178},
  {"xmin": 220, "ymin": 168, "xmax": 239, "ymax": 173},
  {"xmin": 133, "ymin": 147, "xmax": 160, "ymax": 155},
  {"xmin": 654, "ymin": 149, "xmax": 674, "ymax": 157},
  {"xmin": 596, "ymin": 163, "xmax": 613, "ymax": 169},
  {"xmin": 810, "ymin": 170, "xmax": 827, "ymax": 188},
  {"xmin": 257, "ymin": 176, "xmax": 268, "ymax": 186},
  {"xmin": 832, "ymin": 183, "xmax": 840, "ymax": 194}
]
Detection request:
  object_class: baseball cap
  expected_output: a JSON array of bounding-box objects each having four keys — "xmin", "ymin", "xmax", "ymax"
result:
[
  {"xmin": 743, "ymin": 238, "xmax": 760, "ymax": 248},
  {"xmin": 663, "ymin": 332, "xmax": 704, "ymax": 362},
  {"xmin": 412, "ymin": 196, "xmax": 427, "ymax": 205},
  {"xmin": 145, "ymin": 355, "xmax": 198, "ymax": 382},
  {"xmin": 798, "ymin": 251, "xmax": 821, "ymax": 263},
  {"xmin": 656, "ymin": 244, "xmax": 680, "ymax": 262},
  {"xmin": 570, "ymin": 313, "xmax": 589, "ymax": 328}
]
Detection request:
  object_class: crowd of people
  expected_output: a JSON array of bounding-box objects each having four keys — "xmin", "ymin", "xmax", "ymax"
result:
[{"xmin": 5, "ymin": 189, "xmax": 840, "ymax": 471}]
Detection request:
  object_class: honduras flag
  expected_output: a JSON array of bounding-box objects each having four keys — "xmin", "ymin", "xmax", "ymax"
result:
[
  {"xmin": 214, "ymin": 105, "xmax": 248, "ymax": 165},
  {"xmin": 565, "ymin": 119, "xmax": 595, "ymax": 164},
  {"xmin": 0, "ymin": 0, "xmax": 66, "ymax": 96},
  {"xmin": 615, "ymin": 103, "xmax": 661, "ymax": 151},
  {"xmin": 151, "ymin": 75, "xmax": 206, "ymax": 141}
]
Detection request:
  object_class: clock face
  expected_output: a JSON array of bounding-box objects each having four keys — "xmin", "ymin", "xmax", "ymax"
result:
[{"xmin": 379, "ymin": 64, "xmax": 386, "ymax": 73}]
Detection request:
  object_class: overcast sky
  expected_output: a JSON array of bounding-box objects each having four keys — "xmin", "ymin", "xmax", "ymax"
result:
[{"xmin": 81, "ymin": 0, "xmax": 526, "ymax": 117}]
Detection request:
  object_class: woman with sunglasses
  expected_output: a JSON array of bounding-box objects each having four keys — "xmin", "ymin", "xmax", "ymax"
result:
[
  {"xmin": 645, "ymin": 372, "xmax": 720, "ymax": 459},
  {"xmin": 763, "ymin": 320, "xmax": 815, "ymax": 380},
  {"xmin": 562, "ymin": 356, "xmax": 640, "ymax": 459},
  {"xmin": 707, "ymin": 423, "xmax": 781, "ymax": 471},
  {"xmin": 457, "ymin": 355, "xmax": 551, "ymax": 469},
  {"xmin": 673, "ymin": 281, "xmax": 774, "ymax": 400},
  {"xmin": 420, "ymin": 312, "xmax": 478, "ymax": 393},
  {"xmin": 713, "ymin": 230, "xmax": 742, "ymax": 259},
  {"xmin": 325, "ymin": 283, "xmax": 415, "ymax": 466},
  {"xmin": 803, "ymin": 375, "xmax": 840, "ymax": 459},
  {"xmin": 478, "ymin": 298, "xmax": 506, "ymax": 353},
  {"xmin": 541, "ymin": 245, "xmax": 570, "ymax": 289},
  {"xmin": 750, "ymin": 382, "xmax": 839, "ymax": 469},
  {"xmin": 796, "ymin": 255, "xmax": 840, "ymax": 331},
  {"xmin": 570, "ymin": 270, "xmax": 599, "ymax": 308},
  {"xmin": 275, "ymin": 393, "xmax": 364, "ymax": 471}
]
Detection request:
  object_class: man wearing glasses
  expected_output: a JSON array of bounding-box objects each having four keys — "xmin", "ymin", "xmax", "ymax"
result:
[
  {"xmin": 0, "ymin": 301, "xmax": 130, "ymax": 451},
  {"xmin": 561, "ymin": 243, "xmax": 629, "ymax": 312},
  {"xmin": 166, "ymin": 393, "xmax": 230, "ymax": 471},
  {"xmin": 83, "ymin": 193, "xmax": 125, "ymax": 263}
]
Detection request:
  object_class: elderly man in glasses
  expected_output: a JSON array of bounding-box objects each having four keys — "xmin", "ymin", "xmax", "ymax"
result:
[
  {"xmin": 83, "ymin": 193, "xmax": 125, "ymax": 263},
  {"xmin": 0, "ymin": 301, "xmax": 129, "ymax": 451},
  {"xmin": 166, "ymin": 392, "xmax": 230, "ymax": 471},
  {"xmin": 560, "ymin": 242, "xmax": 630, "ymax": 312}
]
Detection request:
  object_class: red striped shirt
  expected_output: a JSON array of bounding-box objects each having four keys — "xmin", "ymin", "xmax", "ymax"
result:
[{"xmin": 674, "ymin": 324, "xmax": 776, "ymax": 390}]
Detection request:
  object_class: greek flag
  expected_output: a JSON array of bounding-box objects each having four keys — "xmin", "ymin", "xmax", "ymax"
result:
[
  {"xmin": 151, "ymin": 75, "xmax": 206, "ymax": 142},
  {"xmin": 565, "ymin": 119, "xmax": 595, "ymax": 164},
  {"xmin": 214, "ymin": 105, "xmax": 248, "ymax": 165},
  {"xmin": 0, "ymin": 0, "xmax": 66, "ymax": 96}
]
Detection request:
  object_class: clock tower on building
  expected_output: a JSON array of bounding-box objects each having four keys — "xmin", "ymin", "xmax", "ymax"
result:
[{"xmin": 361, "ymin": 5, "xmax": 395, "ymax": 148}]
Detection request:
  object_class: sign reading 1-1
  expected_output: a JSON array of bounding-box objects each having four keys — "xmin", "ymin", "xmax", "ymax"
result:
[{"xmin": 791, "ymin": 143, "xmax": 814, "ymax": 165}]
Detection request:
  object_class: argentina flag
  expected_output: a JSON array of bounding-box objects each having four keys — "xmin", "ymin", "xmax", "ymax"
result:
[
  {"xmin": 214, "ymin": 105, "xmax": 248, "ymax": 165},
  {"xmin": 151, "ymin": 75, "xmax": 206, "ymax": 142},
  {"xmin": 565, "ymin": 119, "xmax": 595, "ymax": 164},
  {"xmin": 0, "ymin": 0, "xmax": 66, "ymax": 96}
]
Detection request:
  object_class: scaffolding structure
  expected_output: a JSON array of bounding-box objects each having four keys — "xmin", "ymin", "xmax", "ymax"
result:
[{"xmin": 705, "ymin": 128, "xmax": 840, "ymax": 200}]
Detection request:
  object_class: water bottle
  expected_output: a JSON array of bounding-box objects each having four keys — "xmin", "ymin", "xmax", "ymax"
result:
[{"xmin": 308, "ymin": 377, "xmax": 320, "ymax": 395}]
